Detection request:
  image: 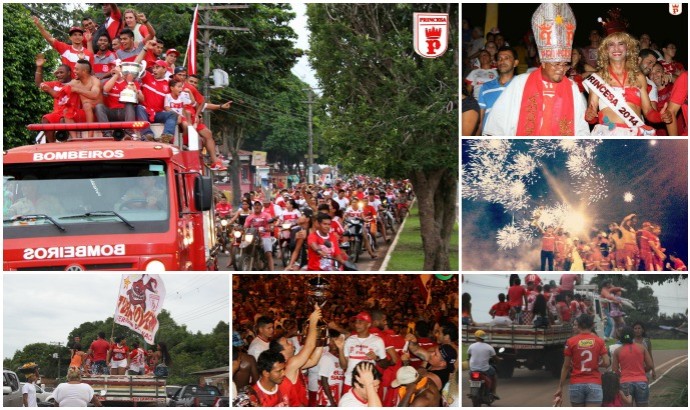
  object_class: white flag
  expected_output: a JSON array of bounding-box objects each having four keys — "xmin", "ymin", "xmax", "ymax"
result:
[{"xmin": 114, "ymin": 274, "xmax": 166, "ymax": 344}]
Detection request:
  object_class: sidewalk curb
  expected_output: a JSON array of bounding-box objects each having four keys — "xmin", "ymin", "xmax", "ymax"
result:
[{"xmin": 380, "ymin": 198, "xmax": 416, "ymax": 271}]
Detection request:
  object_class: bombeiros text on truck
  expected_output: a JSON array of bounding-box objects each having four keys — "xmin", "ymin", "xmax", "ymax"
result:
[{"xmin": 3, "ymin": 121, "xmax": 220, "ymax": 271}]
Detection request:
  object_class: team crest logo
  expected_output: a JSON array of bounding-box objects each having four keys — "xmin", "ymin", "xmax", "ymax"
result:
[
  {"xmin": 669, "ymin": 3, "xmax": 682, "ymax": 15},
  {"xmin": 413, "ymin": 13, "xmax": 449, "ymax": 58}
]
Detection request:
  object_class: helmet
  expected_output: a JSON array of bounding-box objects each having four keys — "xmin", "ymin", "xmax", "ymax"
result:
[{"xmin": 474, "ymin": 330, "xmax": 486, "ymax": 339}]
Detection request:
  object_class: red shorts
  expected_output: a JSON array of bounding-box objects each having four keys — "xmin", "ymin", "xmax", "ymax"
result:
[
  {"xmin": 43, "ymin": 109, "xmax": 86, "ymax": 124},
  {"xmin": 196, "ymin": 122, "xmax": 207, "ymax": 132}
]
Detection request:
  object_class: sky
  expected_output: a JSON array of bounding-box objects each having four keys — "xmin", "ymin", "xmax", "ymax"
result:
[
  {"xmin": 462, "ymin": 274, "xmax": 688, "ymax": 323},
  {"xmin": 289, "ymin": 3, "xmax": 320, "ymax": 91},
  {"xmin": 462, "ymin": 139, "xmax": 688, "ymax": 271},
  {"xmin": 2, "ymin": 274, "xmax": 229, "ymax": 359}
]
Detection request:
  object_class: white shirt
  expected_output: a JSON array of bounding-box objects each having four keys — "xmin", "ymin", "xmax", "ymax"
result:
[
  {"xmin": 53, "ymin": 382, "xmax": 94, "ymax": 407},
  {"xmin": 338, "ymin": 389, "xmax": 368, "ymax": 407},
  {"xmin": 22, "ymin": 382, "xmax": 37, "ymax": 407},
  {"xmin": 334, "ymin": 196, "xmax": 349, "ymax": 210},
  {"xmin": 247, "ymin": 336, "xmax": 271, "ymax": 361},
  {"xmin": 465, "ymin": 68, "xmax": 498, "ymax": 99},
  {"xmin": 467, "ymin": 341, "xmax": 496, "ymax": 372},
  {"xmin": 343, "ymin": 334, "xmax": 386, "ymax": 385},
  {"xmin": 318, "ymin": 351, "xmax": 344, "ymax": 404}
]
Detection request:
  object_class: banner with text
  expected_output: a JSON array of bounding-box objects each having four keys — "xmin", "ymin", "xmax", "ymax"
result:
[{"xmin": 114, "ymin": 274, "xmax": 166, "ymax": 344}]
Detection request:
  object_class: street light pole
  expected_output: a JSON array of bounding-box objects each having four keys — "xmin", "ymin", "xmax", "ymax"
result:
[{"xmin": 50, "ymin": 342, "xmax": 63, "ymax": 381}]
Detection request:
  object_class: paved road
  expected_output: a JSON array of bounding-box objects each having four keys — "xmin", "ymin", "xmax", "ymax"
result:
[
  {"xmin": 217, "ymin": 230, "xmax": 392, "ymax": 271},
  {"xmin": 461, "ymin": 349, "xmax": 688, "ymax": 407}
]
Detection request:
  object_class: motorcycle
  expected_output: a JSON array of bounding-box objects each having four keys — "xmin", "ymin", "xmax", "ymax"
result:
[
  {"xmin": 278, "ymin": 221, "xmax": 296, "ymax": 267},
  {"xmin": 467, "ymin": 348, "xmax": 503, "ymax": 407},
  {"xmin": 343, "ymin": 217, "xmax": 364, "ymax": 263},
  {"xmin": 215, "ymin": 216, "xmax": 231, "ymax": 255},
  {"xmin": 381, "ymin": 200, "xmax": 397, "ymax": 234},
  {"xmin": 237, "ymin": 227, "xmax": 273, "ymax": 271},
  {"xmin": 319, "ymin": 239, "xmax": 358, "ymax": 271},
  {"xmin": 228, "ymin": 224, "xmax": 244, "ymax": 270}
]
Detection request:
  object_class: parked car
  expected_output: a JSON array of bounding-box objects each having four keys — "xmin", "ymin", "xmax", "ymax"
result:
[
  {"xmin": 166, "ymin": 385, "xmax": 182, "ymax": 406},
  {"xmin": 168, "ymin": 384, "xmax": 223, "ymax": 407},
  {"xmin": 3, "ymin": 370, "xmax": 22, "ymax": 407}
]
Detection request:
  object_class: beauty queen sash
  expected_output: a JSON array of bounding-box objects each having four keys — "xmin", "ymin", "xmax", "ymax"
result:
[{"xmin": 583, "ymin": 73, "xmax": 654, "ymax": 136}]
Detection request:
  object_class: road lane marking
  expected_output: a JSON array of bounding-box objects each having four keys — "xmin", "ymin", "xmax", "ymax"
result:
[{"xmin": 649, "ymin": 356, "xmax": 688, "ymax": 387}]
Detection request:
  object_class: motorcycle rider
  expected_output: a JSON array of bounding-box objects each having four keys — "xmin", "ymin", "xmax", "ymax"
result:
[
  {"xmin": 467, "ymin": 330, "xmax": 500, "ymax": 400},
  {"xmin": 307, "ymin": 212, "xmax": 347, "ymax": 271},
  {"xmin": 215, "ymin": 195, "xmax": 232, "ymax": 218},
  {"xmin": 244, "ymin": 200, "xmax": 275, "ymax": 271}
]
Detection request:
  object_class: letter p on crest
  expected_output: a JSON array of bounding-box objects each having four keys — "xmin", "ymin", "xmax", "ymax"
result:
[
  {"xmin": 669, "ymin": 3, "xmax": 682, "ymax": 15},
  {"xmin": 414, "ymin": 13, "xmax": 449, "ymax": 58}
]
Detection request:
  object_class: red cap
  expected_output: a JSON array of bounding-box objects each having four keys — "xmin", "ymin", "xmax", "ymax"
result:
[
  {"xmin": 154, "ymin": 60, "xmax": 169, "ymax": 69},
  {"xmin": 166, "ymin": 48, "xmax": 180, "ymax": 57},
  {"xmin": 353, "ymin": 312, "xmax": 372, "ymax": 324},
  {"xmin": 69, "ymin": 27, "xmax": 85, "ymax": 35}
]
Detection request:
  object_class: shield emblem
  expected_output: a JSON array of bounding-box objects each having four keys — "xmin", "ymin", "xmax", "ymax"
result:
[
  {"xmin": 413, "ymin": 13, "xmax": 449, "ymax": 58},
  {"xmin": 669, "ymin": 3, "xmax": 682, "ymax": 15}
]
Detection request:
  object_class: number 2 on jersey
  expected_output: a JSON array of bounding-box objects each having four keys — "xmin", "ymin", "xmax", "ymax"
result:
[{"xmin": 580, "ymin": 350, "xmax": 593, "ymax": 372}]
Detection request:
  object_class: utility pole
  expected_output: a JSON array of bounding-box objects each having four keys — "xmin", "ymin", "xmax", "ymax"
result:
[
  {"xmin": 50, "ymin": 342, "xmax": 63, "ymax": 381},
  {"xmin": 197, "ymin": 5, "xmax": 249, "ymax": 126},
  {"xmin": 303, "ymin": 88, "xmax": 314, "ymax": 184}
]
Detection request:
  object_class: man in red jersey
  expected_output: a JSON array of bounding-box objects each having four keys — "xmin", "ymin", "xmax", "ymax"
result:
[
  {"xmin": 507, "ymin": 277, "xmax": 528, "ymax": 324},
  {"xmin": 253, "ymin": 350, "xmax": 290, "ymax": 407},
  {"xmin": 307, "ymin": 213, "xmax": 347, "ymax": 271},
  {"xmin": 33, "ymin": 17, "xmax": 95, "ymax": 79},
  {"xmin": 369, "ymin": 310, "xmax": 401, "ymax": 406},
  {"xmin": 87, "ymin": 332, "xmax": 111, "ymax": 375},
  {"xmin": 244, "ymin": 200, "xmax": 275, "ymax": 271},
  {"xmin": 611, "ymin": 327, "xmax": 655, "ymax": 406},
  {"xmin": 267, "ymin": 305, "xmax": 322, "ymax": 406},
  {"xmin": 133, "ymin": 44, "xmax": 178, "ymax": 143},
  {"xmin": 554, "ymin": 315, "xmax": 609, "ymax": 406},
  {"xmin": 538, "ymin": 225, "xmax": 557, "ymax": 270},
  {"xmin": 35, "ymin": 55, "xmax": 74, "ymax": 143}
]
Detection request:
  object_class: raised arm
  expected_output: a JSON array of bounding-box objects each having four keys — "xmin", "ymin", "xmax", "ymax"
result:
[
  {"xmin": 286, "ymin": 304, "xmax": 322, "ymax": 378},
  {"xmin": 32, "ymin": 15, "xmax": 56, "ymax": 46}
]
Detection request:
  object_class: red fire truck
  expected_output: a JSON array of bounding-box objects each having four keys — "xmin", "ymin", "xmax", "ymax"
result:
[{"xmin": 3, "ymin": 122, "xmax": 218, "ymax": 271}]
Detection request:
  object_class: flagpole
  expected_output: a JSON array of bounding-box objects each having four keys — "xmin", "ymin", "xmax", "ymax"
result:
[{"xmin": 183, "ymin": 4, "xmax": 199, "ymax": 70}]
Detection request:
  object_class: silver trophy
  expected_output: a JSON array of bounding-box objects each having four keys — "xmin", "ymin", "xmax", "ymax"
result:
[
  {"xmin": 305, "ymin": 275, "xmax": 331, "ymax": 346},
  {"xmin": 119, "ymin": 61, "xmax": 146, "ymax": 104}
]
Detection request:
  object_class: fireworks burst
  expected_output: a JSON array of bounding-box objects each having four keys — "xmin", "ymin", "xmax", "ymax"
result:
[
  {"xmin": 497, "ymin": 223, "xmax": 532, "ymax": 250},
  {"xmin": 566, "ymin": 153, "xmax": 593, "ymax": 178},
  {"xmin": 624, "ymin": 192, "xmax": 634, "ymax": 202}
]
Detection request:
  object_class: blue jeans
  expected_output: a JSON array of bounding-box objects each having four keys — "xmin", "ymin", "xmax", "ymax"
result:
[
  {"xmin": 569, "ymin": 383, "xmax": 603, "ymax": 405},
  {"xmin": 136, "ymin": 106, "xmax": 178, "ymax": 136},
  {"xmin": 621, "ymin": 382, "xmax": 649, "ymax": 404},
  {"xmin": 603, "ymin": 309, "xmax": 613, "ymax": 338}
]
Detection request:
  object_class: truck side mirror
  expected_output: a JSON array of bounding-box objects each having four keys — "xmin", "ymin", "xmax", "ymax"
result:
[{"xmin": 194, "ymin": 175, "xmax": 213, "ymax": 211}]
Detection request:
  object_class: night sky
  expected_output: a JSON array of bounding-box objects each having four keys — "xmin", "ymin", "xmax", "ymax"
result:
[
  {"xmin": 462, "ymin": 3, "xmax": 688, "ymax": 66},
  {"xmin": 462, "ymin": 139, "xmax": 688, "ymax": 271}
]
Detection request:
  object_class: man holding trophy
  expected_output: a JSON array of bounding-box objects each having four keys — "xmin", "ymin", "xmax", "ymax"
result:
[{"xmin": 96, "ymin": 61, "xmax": 140, "ymax": 139}]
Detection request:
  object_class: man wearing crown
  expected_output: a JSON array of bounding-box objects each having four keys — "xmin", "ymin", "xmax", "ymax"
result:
[{"xmin": 484, "ymin": 3, "xmax": 590, "ymax": 136}]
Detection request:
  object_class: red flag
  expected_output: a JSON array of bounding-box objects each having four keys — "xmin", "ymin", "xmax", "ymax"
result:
[{"xmin": 185, "ymin": 5, "xmax": 199, "ymax": 75}]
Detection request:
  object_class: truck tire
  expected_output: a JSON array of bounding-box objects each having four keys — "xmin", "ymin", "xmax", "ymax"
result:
[
  {"xmin": 496, "ymin": 359, "xmax": 515, "ymax": 379},
  {"xmin": 546, "ymin": 348, "xmax": 564, "ymax": 378}
]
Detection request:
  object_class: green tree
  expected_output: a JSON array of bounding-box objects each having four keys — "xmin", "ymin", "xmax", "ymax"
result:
[
  {"xmin": 589, "ymin": 274, "xmax": 660, "ymax": 325},
  {"xmin": 2, "ymin": 4, "xmax": 63, "ymax": 148},
  {"xmin": 3, "ymin": 343, "xmax": 69, "ymax": 381},
  {"xmin": 636, "ymin": 274, "xmax": 688, "ymax": 285},
  {"xmin": 203, "ymin": 3, "xmax": 300, "ymax": 205},
  {"xmin": 307, "ymin": 4, "xmax": 459, "ymax": 270}
]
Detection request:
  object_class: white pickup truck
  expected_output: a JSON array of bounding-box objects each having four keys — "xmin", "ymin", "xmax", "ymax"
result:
[{"xmin": 3, "ymin": 370, "xmax": 22, "ymax": 407}]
